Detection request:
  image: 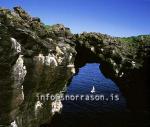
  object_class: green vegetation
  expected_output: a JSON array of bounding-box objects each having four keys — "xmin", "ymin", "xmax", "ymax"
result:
[{"xmin": 117, "ymin": 35, "xmax": 150, "ymax": 43}]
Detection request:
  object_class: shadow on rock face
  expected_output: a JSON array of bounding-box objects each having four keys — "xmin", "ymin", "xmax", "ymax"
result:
[
  {"xmin": 0, "ymin": 6, "xmax": 150, "ymax": 127},
  {"xmin": 74, "ymin": 37, "xmax": 150, "ymax": 112}
]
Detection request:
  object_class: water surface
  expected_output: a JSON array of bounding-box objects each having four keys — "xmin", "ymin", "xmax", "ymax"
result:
[
  {"xmin": 62, "ymin": 63, "xmax": 126, "ymax": 112},
  {"xmin": 47, "ymin": 64, "xmax": 149, "ymax": 127}
]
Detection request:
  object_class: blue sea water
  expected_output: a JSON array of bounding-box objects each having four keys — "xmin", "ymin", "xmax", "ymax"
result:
[
  {"xmin": 62, "ymin": 63, "xmax": 126, "ymax": 112},
  {"xmin": 49, "ymin": 64, "xmax": 149, "ymax": 127}
]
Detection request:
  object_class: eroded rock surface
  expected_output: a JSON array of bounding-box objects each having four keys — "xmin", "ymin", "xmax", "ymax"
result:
[
  {"xmin": 0, "ymin": 7, "xmax": 150, "ymax": 127},
  {"xmin": 74, "ymin": 32, "xmax": 150, "ymax": 110},
  {"xmin": 0, "ymin": 7, "xmax": 76, "ymax": 127}
]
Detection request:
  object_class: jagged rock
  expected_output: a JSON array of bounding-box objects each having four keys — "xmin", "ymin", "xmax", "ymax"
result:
[
  {"xmin": 0, "ymin": 7, "xmax": 76, "ymax": 127},
  {"xmin": 74, "ymin": 32, "xmax": 150, "ymax": 112},
  {"xmin": 32, "ymin": 17, "xmax": 41, "ymax": 22},
  {"xmin": 75, "ymin": 32, "xmax": 150, "ymax": 74},
  {"xmin": 13, "ymin": 6, "xmax": 32, "ymax": 21},
  {"xmin": 0, "ymin": 6, "xmax": 150, "ymax": 127}
]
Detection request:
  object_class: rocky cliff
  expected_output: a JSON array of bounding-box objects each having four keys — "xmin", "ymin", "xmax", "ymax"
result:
[
  {"xmin": 0, "ymin": 7, "xmax": 150, "ymax": 127},
  {"xmin": 74, "ymin": 32, "xmax": 150, "ymax": 111},
  {"xmin": 0, "ymin": 7, "xmax": 76, "ymax": 127}
]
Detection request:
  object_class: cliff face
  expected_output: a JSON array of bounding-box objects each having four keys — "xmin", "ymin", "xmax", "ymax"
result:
[
  {"xmin": 0, "ymin": 7, "xmax": 76, "ymax": 127},
  {"xmin": 0, "ymin": 7, "xmax": 150, "ymax": 127}
]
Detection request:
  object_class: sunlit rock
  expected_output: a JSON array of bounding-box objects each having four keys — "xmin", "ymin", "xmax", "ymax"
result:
[
  {"xmin": 45, "ymin": 54, "xmax": 58, "ymax": 66},
  {"xmin": 12, "ymin": 55, "xmax": 27, "ymax": 88},
  {"xmin": 51, "ymin": 100, "xmax": 63, "ymax": 115},
  {"xmin": 35, "ymin": 101, "xmax": 43, "ymax": 116},
  {"xmin": 10, "ymin": 120, "xmax": 18, "ymax": 127},
  {"xmin": 11, "ymin": 38, "xmax": 21, "ymax": 53},
  {"xmin": 0, "ymin": 6, "xmax": 150, "ymax": 127}
]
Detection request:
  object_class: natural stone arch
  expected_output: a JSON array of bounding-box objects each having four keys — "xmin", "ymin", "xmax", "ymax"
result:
[{"xmin": 73, "ymin": 32, "xmax": 150, "ymax": 111}]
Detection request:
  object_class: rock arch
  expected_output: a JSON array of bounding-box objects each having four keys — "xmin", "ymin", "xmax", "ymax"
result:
[{"xmin": 73, "ymin": 32, "xmax": 150, "ymax": 111}]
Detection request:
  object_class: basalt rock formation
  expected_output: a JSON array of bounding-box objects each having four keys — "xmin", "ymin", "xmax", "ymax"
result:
[
  {"xmin": 74, "ymin": 33, "xmax": 150, "ymax": 111},
  {"xmin": 0, "ymin": 7, "xmax": 150, "ymax": 127},
  {"xmin": 0, "ymin": 7, "xmax": 76, "ymax": 127}
]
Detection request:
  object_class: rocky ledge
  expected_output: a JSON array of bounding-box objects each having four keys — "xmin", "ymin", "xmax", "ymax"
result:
[{"xmin": 0, "ymin": 7, "xmax": 150, "ymax": 127}]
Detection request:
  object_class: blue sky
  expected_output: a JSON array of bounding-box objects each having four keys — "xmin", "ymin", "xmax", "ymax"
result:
[{"xmin": 0, "ymin": 0, "xmax": 150, "ymax": 37}]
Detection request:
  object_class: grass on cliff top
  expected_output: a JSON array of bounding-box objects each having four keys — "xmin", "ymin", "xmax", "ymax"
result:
[
  {"xmin": 117, "ymin": 35, "xmax": 150, "ymax": 43},
  {"xmin": 44, "ymin": 25, "xmax": 53, "ymax": 31}
]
